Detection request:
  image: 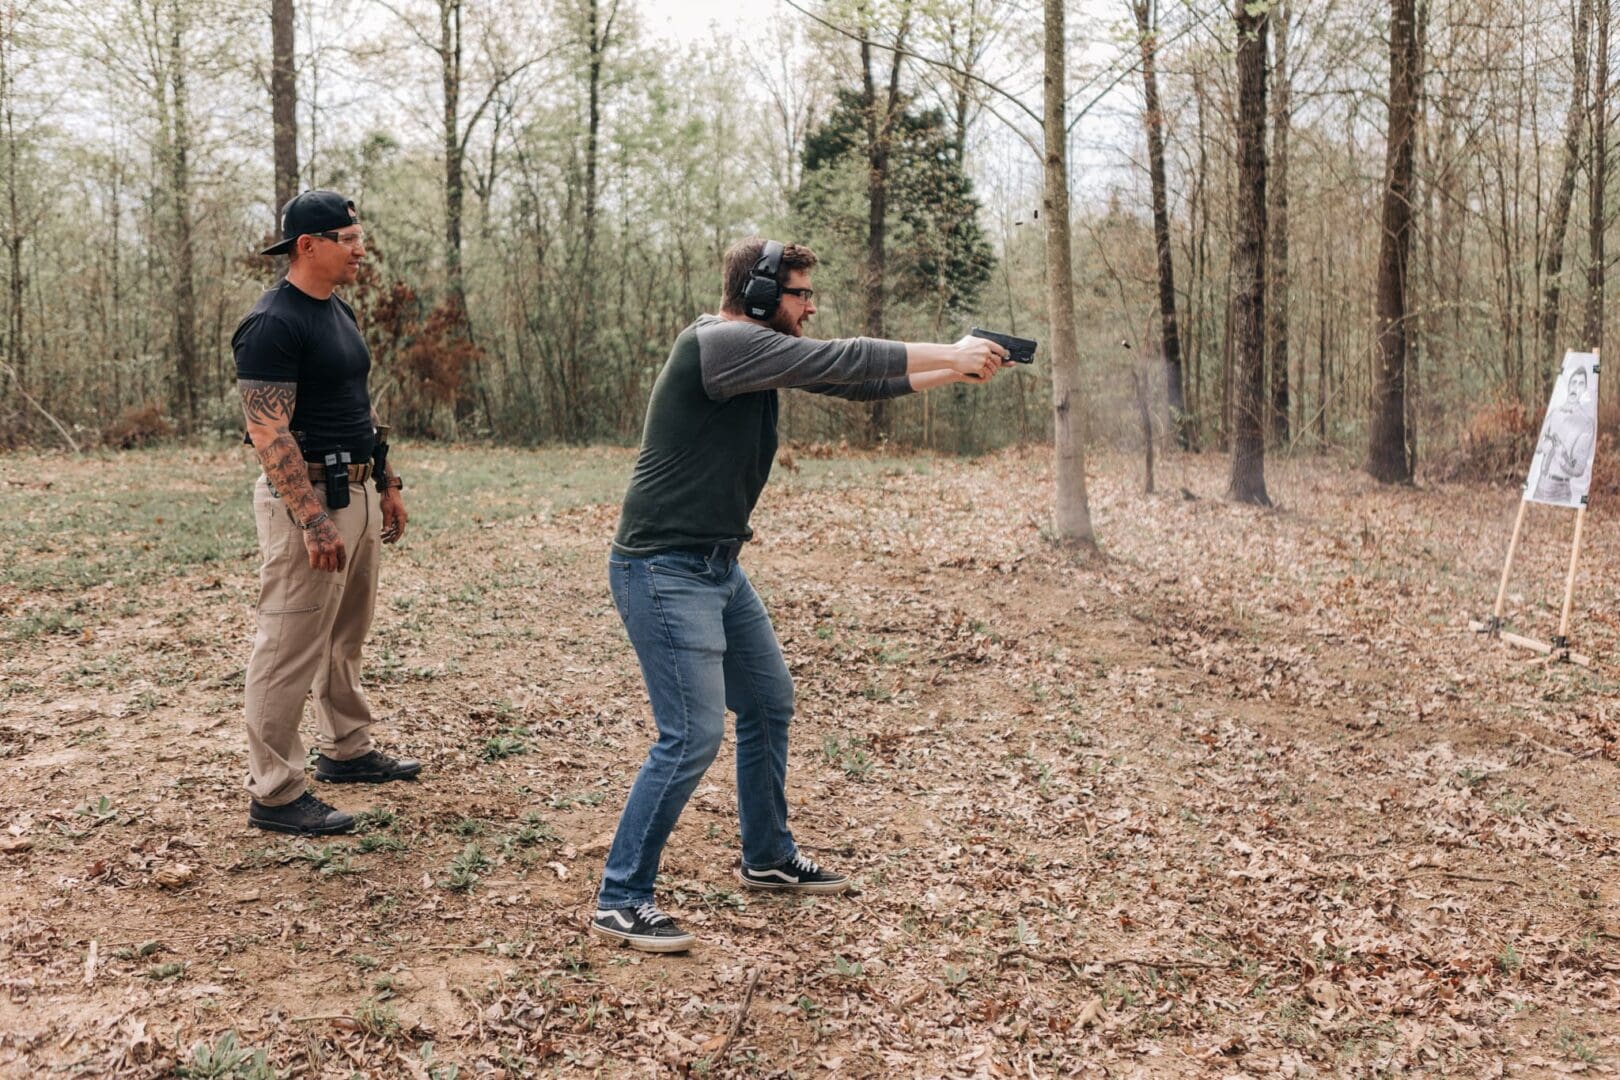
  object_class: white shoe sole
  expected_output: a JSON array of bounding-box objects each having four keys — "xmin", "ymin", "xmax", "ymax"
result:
[
  {"xmin": 587, "ymin": 921, "xmax": 695, "ymax": 953},
  {"xmin": 737, "ymin": 871, "xmax": 850, "ymax": 894}
]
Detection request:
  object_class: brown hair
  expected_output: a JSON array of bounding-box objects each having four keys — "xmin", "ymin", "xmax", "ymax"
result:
[{"xmin": 720, "ymin": 236, "xmax": 817, "ymax": 315}]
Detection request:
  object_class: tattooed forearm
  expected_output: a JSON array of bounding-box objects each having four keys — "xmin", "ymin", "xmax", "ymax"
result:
[
  {"xmin": 240, "ymin": 379, "xmax": 323, "ymax": 523},
  {"xmin": 257, "ymin": 432, "xmax": 325, "ymax": 522}
]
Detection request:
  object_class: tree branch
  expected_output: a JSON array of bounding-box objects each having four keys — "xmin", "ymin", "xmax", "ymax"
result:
[
  {"xmin": 0, "ymin": 361, "xmax": 80, "ymax": 453},
  {"xmin": 780, "ymin": 0, "xmax": 1042, "ymax": 127}
]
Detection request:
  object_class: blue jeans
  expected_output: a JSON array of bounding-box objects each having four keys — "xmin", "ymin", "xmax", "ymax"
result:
[{"xmin": 596, "ymin": 550, "xmax": 798, "ymax": 910}]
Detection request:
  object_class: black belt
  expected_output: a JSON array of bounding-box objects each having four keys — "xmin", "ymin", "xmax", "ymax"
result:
[{"xmin": 674, "ymin": 541, "xmax": 743, "ymax": 562}]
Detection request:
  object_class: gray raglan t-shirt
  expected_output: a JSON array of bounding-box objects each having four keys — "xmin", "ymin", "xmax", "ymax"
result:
[{"xmin": 611, "ymin": 314, "xmax": 911, "ymax": 556}]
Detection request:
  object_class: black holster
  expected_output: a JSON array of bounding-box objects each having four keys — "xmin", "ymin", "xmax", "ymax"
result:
[{"xmin": 323, "ymin": 451, "xmax": 352, "ymax": 510}]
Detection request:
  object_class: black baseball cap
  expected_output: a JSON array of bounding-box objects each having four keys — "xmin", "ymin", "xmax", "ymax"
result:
[{"xmin": 261, "ymin": 190, "xmax": 359, "ymax": 256}]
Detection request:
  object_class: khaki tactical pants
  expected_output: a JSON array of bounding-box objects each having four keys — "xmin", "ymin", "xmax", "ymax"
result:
[{"xmin": 243, "ymin": 474, "xmax": 381, "ymax": 806}]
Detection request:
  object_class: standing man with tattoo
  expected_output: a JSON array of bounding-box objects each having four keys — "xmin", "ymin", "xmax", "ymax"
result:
[
  {"xmin": 589, "ymin": 237, "xmax": 1009, "ymax": 951},
  {"xmin": 234, "ymin": 190, "xmax": 419, "ymax": 836}
]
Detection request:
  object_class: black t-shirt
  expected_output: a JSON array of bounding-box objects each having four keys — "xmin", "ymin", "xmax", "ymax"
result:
[{"xmin": 232, "ymin": 280, "xmax": 375, "ymax": 461}]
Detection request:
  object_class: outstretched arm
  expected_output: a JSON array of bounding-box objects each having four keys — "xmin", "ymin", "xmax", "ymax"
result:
[
  {"xmin": 699, "ymin": 323, "xmax": 1009, "ymax": 399},
  {"xmin": 241, "ymin": 379, "xmax": 346, "ymax": 572},
  {"xmin": 906, "ymin": 367, "xmax": 1002, "ymax": 392}
]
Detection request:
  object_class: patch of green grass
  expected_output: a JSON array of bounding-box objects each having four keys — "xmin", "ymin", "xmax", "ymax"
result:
[
  {"xmin": 1498, "ymin": 942, "xmax": 1522, "ymax": 973},
  {"xmin": 444, "ymin": 843, "xmax": 491, "ymax": 891},
  {"xmin": 829, "ymin": 955, "xmax": 864, "ymax": 978},
  {"xmin": 450, "ymin": 817, "xmax": 486, "ymax": 838},
  {"xmin": 113, "ymin": 940, "xmax": 165, "ymax": 960},
  {"xmin": 821, "ymin": 736, "xmax": 874, "ymax": 780},
  {"xmin": 1272, "ymin": 997, "xmax": 1314, "ymax": 1047},
  {"xmin": 352, "ymin": 807, "xmax": 396, "ymax": 833},
  {"xmin": 548, "ymin": 789, "xmax": 606, "ymax": 810},
  {"xmin": 7, "ymin": 610, "xmax": 84, "ymax": 641},
  {"xmin": 1492, "ymin": 792, "xmax": 1529, "ymax": 818},
  {"xmin": 482, "ymin": 732, "xmax": 530, "ymax": 760},
  {"xmin": 1557, "ymin": 1025, "xmax": 1599, "ymax": 1064},
  {"xmin": 860, "ymin": 682, "xmax": 894, "ymax": 703},
  {"xmin": 354, "ymin": 997, "xmax": 401, "ymax": 1041},
  {"xmin": 176, "ymin": 1030, "xmax": 277, "ymax": 1080},
  {"xmin": 357, "ymin": 833, "xmax": 407, "ymax": 854},
  {"xmin": 286, "ymin": 842, "xmax": 356, "ymax": 875},
  {"xmin": 76, "ymin": 795, "xmax": 118, "ymax": 825},
  {"xmin": 509, "ymin": 813, "xmax": 559, "ymax": 848},
  {"xmin": 417, "ymin": 1042, "xmax": 460, "ymax": 1080}
]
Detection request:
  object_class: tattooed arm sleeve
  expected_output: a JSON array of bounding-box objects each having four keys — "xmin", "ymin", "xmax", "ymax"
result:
[{"xmin": 240, "ymin": 379, "xmax": 325, "ymax": 526}]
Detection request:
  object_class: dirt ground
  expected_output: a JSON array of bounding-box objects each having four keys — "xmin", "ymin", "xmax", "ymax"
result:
[{"xmin": 1, "ymin": 444, "xmax": 1617, "ymax": 1078}]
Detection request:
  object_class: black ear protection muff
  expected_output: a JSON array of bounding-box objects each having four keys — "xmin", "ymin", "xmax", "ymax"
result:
[{"xmin": 741, "ymin": 240, "xmax": 785, "ymax": 320}]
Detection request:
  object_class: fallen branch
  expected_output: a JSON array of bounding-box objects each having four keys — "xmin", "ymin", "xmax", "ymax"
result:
[
  {"xmin": 291, "ymin": 1013, "xmax": 356, "ymax": 1023},
  {"xmin": 996, "ymin": 948, "xmax": 1080, "ymax": 970},
  {"xmin": 0, "ymin": 361, "xmax": 80, "ymax": 454},
  {"xmin": 996, "ymin": 948, "xmax": 1221, "ymax": 972},
  {"xmin": 715, "ymin": 966, "xmax": 762, "ymax": 1061},
  {"xmin": 1404, "ymin": 868, "xmax": 1522, "ymax": 887},
  {"xmin": 1513, "ymin": 733, "xmax": 1580, "ymax": 760}
]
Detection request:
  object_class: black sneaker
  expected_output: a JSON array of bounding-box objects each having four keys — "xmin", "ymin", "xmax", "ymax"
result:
[
  {"xmin": 314, "ymin": 750, "xmax": 422, "ymax": 784},
  {"xmin": 248, "ymin": 791, "xmax": 356, "ymax": 836},
  {"xmin": 739, "ymin": 852, "xmax": 850, "ymax": 894},
  {"xmin": 589, "ymin": 902, "xmax": 696, "ymax": 953}
]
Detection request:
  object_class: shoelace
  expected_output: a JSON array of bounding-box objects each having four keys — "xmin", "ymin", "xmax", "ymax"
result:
[
  {"xmin": 635, "ymin": 901, "xmax": 672, "ymax": 927},
  {"xmin": 790, "ymin": 853, "xmax": 823, "ymax": 876}
]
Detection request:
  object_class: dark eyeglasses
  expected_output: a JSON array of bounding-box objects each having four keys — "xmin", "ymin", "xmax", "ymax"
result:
[{"xmin": 781, "ymin": 286, "xmax": 815, "ymax": 302}]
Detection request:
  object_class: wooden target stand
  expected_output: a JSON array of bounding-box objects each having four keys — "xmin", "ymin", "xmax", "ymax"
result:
[
  {"xmin": 1471, "ymin": 500, "xmax": 1591, "ymax": 666},
  {"xmin": 1470, "ymin": 349, "xmax": 1597, "ymax": 667}
]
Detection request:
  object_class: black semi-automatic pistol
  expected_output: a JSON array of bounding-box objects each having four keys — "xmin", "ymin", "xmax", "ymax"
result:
[{"xmin": 969, "ymin": 326, "xmax": 1038, "ymax": 364}]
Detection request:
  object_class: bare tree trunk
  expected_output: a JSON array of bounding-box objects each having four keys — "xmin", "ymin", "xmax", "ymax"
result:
[
  {"xmin": 1191, "ymin": 74, "xmax": 1210, "ymax": 449},
  {"xmin": 271, "ymin": 0, "xmax": 298, "ymax": 218},
  {"xmin": 1132, "ymin": 368, "xmax": 1155, "ymax": 493},
  {"xmin": 440, "ymin": 0, "xmax": 464, "ymax": 302},
  {"xmin": 1367, "ymin": 0, "xmax": 1420, "ymax": 483},
  {"xmin": 1228, "ymin": 0, "xmax": 1270, "ymax": 505},
  {"xmin": 166, "ymin": 1, "xmax": 198, "ymax": 432},
  {"xmin": 1267, "ymin": 0, "xmax": 1291, "ymax": 445},
  {"xmin": 1587, "ymin": 0, "xmax": 1610, "ymax": 351},
  {"xmin": 1538, "ymin": 0, "xmax": 1593, "ymax": 383},
  {"xmin": 1044, "ymin": 0, "xmax": 1094, "ymax": 545},
  {"xmin": 1132, "ymin": 0, "xmax": 1189, "ymax": 449},
  {"xmin": 1316, "ymin": 220, "xmax": 1328, "ymax": 443},
  {"xmin": 860, "ymin": 3, "xmax": 910, "ymax": 445},
  {"xmin": 584, "ymin": 0, "xmax": 607, "ymax": 318},
  {"xmin": 1, "ymin": 9, "xmax": 24, "ymax": 385},
  {"xmin": 579, "ymin": 0, "xmax": 606, "ymax": 442}
]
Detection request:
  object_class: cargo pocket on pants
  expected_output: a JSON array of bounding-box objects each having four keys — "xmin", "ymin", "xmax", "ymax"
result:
[{"xmin": 257, "ymin": 508, "xmax": 335, "ymax": 617}]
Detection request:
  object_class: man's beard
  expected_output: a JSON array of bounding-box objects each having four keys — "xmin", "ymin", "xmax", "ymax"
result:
[{"xmin": 769, "ymin": 308, "xmax": 803, "ymax": 337}]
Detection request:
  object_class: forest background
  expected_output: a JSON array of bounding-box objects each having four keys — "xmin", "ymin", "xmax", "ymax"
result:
[{"xmin": 1, "ymin": 0, "xmax": 1617, "ymax": 485}]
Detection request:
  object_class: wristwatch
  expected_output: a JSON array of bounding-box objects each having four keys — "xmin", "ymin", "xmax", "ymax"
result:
[{"xmin": 378, "ymin": 475, "xmax": 404, "ymax": 492}]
